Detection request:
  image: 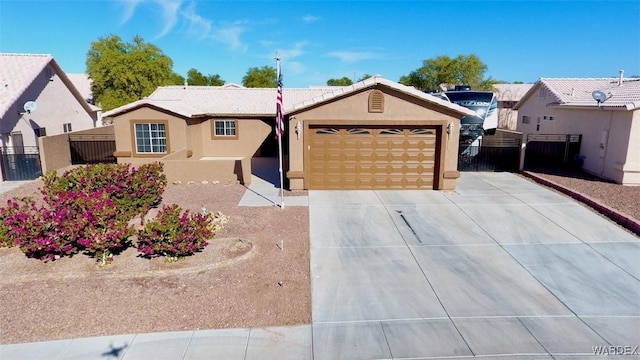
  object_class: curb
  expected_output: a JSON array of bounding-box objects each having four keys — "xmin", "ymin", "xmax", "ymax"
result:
[{"xmin": 521, "ymin": 171, "xmax": 640, "ymax": 237}]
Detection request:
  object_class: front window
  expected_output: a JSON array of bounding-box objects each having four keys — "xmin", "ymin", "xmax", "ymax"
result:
[
  {"xmin": 135, "ymin": 123, "xmax": 167, "ymax": 153},
  {"xmin": 214, "ymin": 120, "xmax": 237, "ymax": 137}
]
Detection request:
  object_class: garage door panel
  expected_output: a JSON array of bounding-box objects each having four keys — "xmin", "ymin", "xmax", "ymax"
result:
[{"xmin": 308, "ymin": 125, "xmax": 438, "ymax": 190}]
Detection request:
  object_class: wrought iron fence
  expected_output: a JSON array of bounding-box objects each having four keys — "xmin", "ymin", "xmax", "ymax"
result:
[
  {"xmin": 458, "ymin": 136, "xmax": 521, "ymax": 172},
  {"xmin": 69, "ymin": 134, "xmax": 116, "ymax": 165},
  {"xmin": 0, "ymin": 146, "xmax": 43, "ymax": 180}
]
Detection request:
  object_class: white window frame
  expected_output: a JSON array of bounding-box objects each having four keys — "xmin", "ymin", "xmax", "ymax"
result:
[
  {"xmin": 134, "ymin": 122, "xmax": 167, "ymax": 154},
  {"xmin": 213, "ymin": 120, "xmax": 237, "ymax": 137}
]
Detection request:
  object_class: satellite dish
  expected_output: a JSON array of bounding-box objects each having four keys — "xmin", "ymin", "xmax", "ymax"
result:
[
  {"xmin": 592, "ymin": 90, "xmax": 607, "ymax": 103},
  {"xmin": 23, "ymin": 101, "xmax": 37, "ymax": 114}
]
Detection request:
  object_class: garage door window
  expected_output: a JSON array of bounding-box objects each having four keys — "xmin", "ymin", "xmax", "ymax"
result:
[
  {"xmin": 315, "ymin": 128, "xmax": 339, "ymax": 135},
  {"xmin": 346, "ymin": 129, "xmax": 370, "ymax": 135},
  {"xmin": 410, "ymin": 129, "xmax": 435, "ymax": 135}
]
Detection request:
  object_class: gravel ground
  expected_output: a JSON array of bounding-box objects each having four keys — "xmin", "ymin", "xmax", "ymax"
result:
[
  {"xmin": 523, "ymin": 167, "xmax": 639, "ymax": 222},
  {"xmin": 0, "ymin": 169, "xmax": 637, "ymax": 344},
  {"xmin": 0, "ymin": 182, "xmax": 310, "ymax": 344}
]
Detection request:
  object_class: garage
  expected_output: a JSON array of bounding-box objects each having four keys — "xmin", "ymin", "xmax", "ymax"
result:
[
  {"xmin": 285, "ymin": 77, "xmax": 475, "ymax": 191},
  {"xmin": 307, "ymin": 125, "xmax": 439, "ymax": 189}
]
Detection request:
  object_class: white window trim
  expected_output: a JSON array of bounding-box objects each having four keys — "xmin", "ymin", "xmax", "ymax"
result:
[{"xmin": 134, "ymin": 122, "xmax": 167, "ymax": 154}]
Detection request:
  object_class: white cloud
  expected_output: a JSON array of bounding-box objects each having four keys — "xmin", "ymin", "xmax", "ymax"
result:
[
  {"xmin": 154, "ymin": 0, "xmax": 184, "ymax": 38},
  {"xmin": 213, "ymin": 24, "xmax": 247, "ymax": 52},
  {"xmin": 327, "ymin": 51, "xmax": 381, "ymax": 64},
  {"xmin": 118, "ymin": 0, "xmax": 145, "ymax": 25},
  {"xmin": 181, "ymin": 1, "xmax": 212, "ymax": 38},
  {"xmin": 277, "ymin": 41, "xmax": 309, "ymax": 60},
  {"xmin": 302, "ymin": 15, "xmax": 320, "ymax": 24}
]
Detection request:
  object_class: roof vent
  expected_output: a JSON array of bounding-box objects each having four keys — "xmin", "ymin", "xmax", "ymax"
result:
[
  {"xmin": 368, "ymin": 90, "xmax": 384, "ymax": 113},
  {"xmin": 619, "ymin": 69, "xmax": 624, "ymax": 86}
]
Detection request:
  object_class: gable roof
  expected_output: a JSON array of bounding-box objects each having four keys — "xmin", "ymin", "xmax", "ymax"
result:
[
  {"xmin": 103, "ymin": 75, "xmax": 474, "ymax": 119},
  {"xmin": 493, "ymin": 83, "xmax": 534, "ymax": 101},
  {"xmin": 0, "ymin": 53, "xmax": 97, "ymax": 118},
  {"xmin": 514, "ymin": 77, "xmax": 640, "ymax": 111}
]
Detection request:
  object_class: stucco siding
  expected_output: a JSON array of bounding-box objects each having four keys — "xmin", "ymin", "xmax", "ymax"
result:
[
  {"xmin": 517, "ymin": 91, "xmax": 636, "ymax": 183},
  {"xmin": 200, "ymin": 118, "xmax": 271, "ymax": 157},
  {"xmin": 287, "ymin": 88, "xmax": 461, "ymax": 190},
  {"xmin": 1, "ymin": 68, "xmax": 95, "ymax": 149},
  {"xmin": 112, "ymin": 107, "xmax": 187, "ymax": 157}
]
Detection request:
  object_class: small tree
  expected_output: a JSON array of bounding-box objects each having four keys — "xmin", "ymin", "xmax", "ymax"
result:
[
  {"xmin": 400, "ymin": 54, "xmax": 494, "ymax": 92},
  {"xmin": 242, "ymin": 66, "xmax": 277, "ymax": 88},
  {"xmin": 187, "ymin": 68, "xmax": 225, "ymax": 86}
]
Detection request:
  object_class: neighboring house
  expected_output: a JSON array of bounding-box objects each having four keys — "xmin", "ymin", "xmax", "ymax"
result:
[
  {"xmin": 493, "ymin": 83, "xmax": 534, "ymax": 130},
  {"xmin": 515, "ymin": 74, "xmax": 640, "ymax": 185},
  {"xmin": 102, "ymin": 76, "xmax": 474, "ymax": 190},
  {"xmin": 0, "ymin": 53, "xmax": 100, "ymax": 180},
  {"xmin": 67, "ymin": 73, "xmax": 103, "ymax": 126}
]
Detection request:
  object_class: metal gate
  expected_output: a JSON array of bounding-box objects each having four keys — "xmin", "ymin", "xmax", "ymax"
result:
[
  {"xmin": 0, "ymin": 146, "xmax": 43, "ymax": 181},
  {"xmin": 458, "ymin": 134, "xmax": 521, "ymax": 172},
  {"xmin": 524, "ymin": 134, "xmax": 582, "ymax": 168},
  {"xmin": 69, "ymin": 134, "xmax": 117, "ymax": 165}
]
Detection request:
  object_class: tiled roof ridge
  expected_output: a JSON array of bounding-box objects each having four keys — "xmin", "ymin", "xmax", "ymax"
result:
[{"xmin": 0, "ymin": 53, "xmax": 53, "ymax": 57}]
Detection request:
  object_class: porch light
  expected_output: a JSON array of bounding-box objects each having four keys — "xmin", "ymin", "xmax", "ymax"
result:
[
  {"xmin": 447, "ymin": 122, "xmax": 455, "ymax": 135},
  {"xmin": 295, "ymin": 121, "xmax": 302, "ymax": 140}
]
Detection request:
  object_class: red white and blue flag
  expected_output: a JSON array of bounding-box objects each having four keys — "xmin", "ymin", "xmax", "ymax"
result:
[{"xmin": 275, "ymin": 72, "xmax": 284, "ymax": 139}]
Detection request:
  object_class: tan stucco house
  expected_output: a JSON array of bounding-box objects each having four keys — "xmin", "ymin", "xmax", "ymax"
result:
[
  {"xmin": 494, "ymin": 83, "xmax": 534, "ymax": 130},
  {"xmin": 103, "ymin": 76, "xmax": 474, "ymax": 190},
  {"xmin": 515, "ymin": 75, "xmax": 640, "ymax": 185},
  {"xmin": 0, "ymin": 53, "xmax": 101, "ymax": 181}
]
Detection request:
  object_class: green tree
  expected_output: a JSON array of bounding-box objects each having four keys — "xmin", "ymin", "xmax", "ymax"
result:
[
  {"xmin": 242, "ymin": 66, "xmax": 277, "ymax": 88},
  {"xmin": 399, "ymin": 54, "xmax": 493, "ymax": 92},
  {"xmin": 327, "ymin": 77, "xmax": 353, "ymax": 86},
  {"xmin": 86, "ymin": 34, "xmax": 178, "ymax": 111},
  {"xmin": 187, "ymin": 68, "xmax": 225, "ymax": 86},
  {"xmin": 326, "ymin": 74, "xmax": 372, "ymax": 86}
]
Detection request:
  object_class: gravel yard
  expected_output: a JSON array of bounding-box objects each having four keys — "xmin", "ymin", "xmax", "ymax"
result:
[
  {"xmin": 0, "ymin": 182, "xmax": 310, "ymax": 344},
  {"xmin": 0, "ymin": 168, "xmax": 637, "ymax": 345}
]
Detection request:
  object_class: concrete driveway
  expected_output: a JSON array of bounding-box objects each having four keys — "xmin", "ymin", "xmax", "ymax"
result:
[{"xmin": 310, "ymin": 172, "xmax": 640, "ymax": 359}]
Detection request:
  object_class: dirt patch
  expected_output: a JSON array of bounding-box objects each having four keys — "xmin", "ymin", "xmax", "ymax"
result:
[{"xmin": 0, "ymin": 183, "xmax": 310, "ymax": 344}]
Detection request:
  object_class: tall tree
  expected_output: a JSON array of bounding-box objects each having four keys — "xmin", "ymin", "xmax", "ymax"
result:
[
  {"xmin": 326, "ymin": 74, "xmax": 373, "ymax": 86},
  {"xmin": 187, "ymin": 68, "xmax": 225, "ymax": 86},
  {"xmin": 242, "ymin": 66, "xmax": 277, "ymax": 88},
  {"xmin": 399, "ymin": 54, "xmax": 494, "ymax": 92},
  {"xmin": 86, "ymin": 34, "xmax": 177, "ymax": 111},
  {"xmin": 327, "ymin": 77, "xmax": 353, "ymax": 86}
]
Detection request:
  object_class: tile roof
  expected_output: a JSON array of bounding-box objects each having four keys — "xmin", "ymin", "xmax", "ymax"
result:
[
  {"xmin": 0, "ymin": 53, "xmax": 54, "ymax": 118},
  {"xmin": 103, "ymin": 75, "xmax": 475, "ymax": 118},
  {"xmin": 66, "ymin": 73, "xmax": 93, "ymax": 101},
  {"xmin": 516, "ymin": 77, "xmax": 640, "ymax": 110},
  {"xmin": 0, "ymin": 53, "xmax": 96, "ymax": 118},
  {"xmin": 493, "ymin": 83, "xmax": 534, "ymax": 101}
]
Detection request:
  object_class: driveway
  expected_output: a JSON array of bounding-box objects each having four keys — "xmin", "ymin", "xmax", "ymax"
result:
[{"xmin": 309, "ymin": 172, "xmax": 640, "ymax": 359}]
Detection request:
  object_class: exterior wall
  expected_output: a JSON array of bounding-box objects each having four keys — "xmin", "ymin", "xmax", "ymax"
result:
[
  {"xmin": 110, "ymin": 107, "xmax": 266, "ymax": 184},
  {"xmin": 287, "ymin": 87, "xmax": 462, "ymax": 190},
  {"xmin": 200, "ymin": 118, "xmax": 272, "ymax": 157},
  {"xmin": 38, "ymin": 125, "xmax": 115, "ymax": 174},
  {"xmin": 0, "ymin": 67, "xmax": 96, "ymax": 150},
  {"xmin": 112, "ymin": 107, "xmax": 188, "ymax": 158},
  {"xmin": 516, "ymin": 87, "xmax": 636, "ymax": 184},
  {"xmin": 622, "ymin": 111, "xmax": 640, "ymax": 185},
  {"xmin": 120, "ymin": 156, "xmax": 251, "ymax": 184}
]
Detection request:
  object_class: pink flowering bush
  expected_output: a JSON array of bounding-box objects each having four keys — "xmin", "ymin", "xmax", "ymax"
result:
[
  {"xmin": 137, "ymin": 205, "xmax": 217, "ymax": 260},
  {"xmin": 2, "ymin": 197, "xmax": 80, "ymax": 261},
  {"xmin": 41, "ymin": 162, "xmax": 167, "ymax": 219}
]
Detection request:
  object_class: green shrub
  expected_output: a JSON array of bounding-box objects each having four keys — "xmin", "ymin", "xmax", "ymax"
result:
[{"xmin": 137, "ymin": 205, "xmax": 228, "ymax": 260}]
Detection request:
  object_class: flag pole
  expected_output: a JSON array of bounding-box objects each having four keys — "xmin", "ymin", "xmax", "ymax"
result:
[{"xmin": 275, "ymin": 55, "xmax": 285, "ymax": 209}]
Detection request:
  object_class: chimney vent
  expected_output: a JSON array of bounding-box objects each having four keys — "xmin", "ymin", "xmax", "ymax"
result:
[{"xmin": 619, "ymin": 70, "xmax": 624, "ymax": 86}]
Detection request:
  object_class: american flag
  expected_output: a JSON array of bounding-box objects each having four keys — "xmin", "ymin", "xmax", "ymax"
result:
[{"xmin": 275, "ymin": 72, "xmax": 284, "ymax": 139}]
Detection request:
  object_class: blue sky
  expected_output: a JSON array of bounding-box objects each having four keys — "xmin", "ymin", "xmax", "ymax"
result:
[{"xmin": 1, "ymin": 0, "xmax": 639, "ymax": 88}]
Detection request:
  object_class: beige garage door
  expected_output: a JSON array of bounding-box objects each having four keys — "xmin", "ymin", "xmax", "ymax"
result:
[{"xmin": 307, "ymin": 125, "xmax": 439, "ymax": 189}]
